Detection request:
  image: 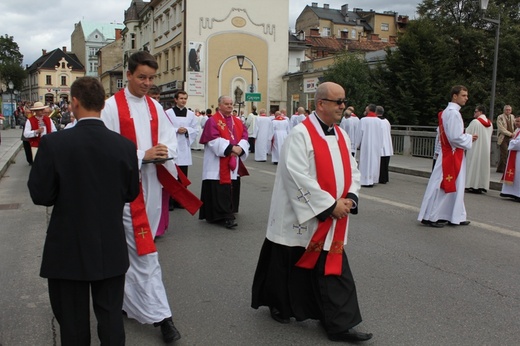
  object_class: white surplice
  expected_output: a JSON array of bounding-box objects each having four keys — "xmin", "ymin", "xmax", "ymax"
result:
[
  {"xmin": 101, "ymin": 88, "xmax": 178, "ymax": 324},
  {"xmin": 355, "ymin": 116, "xmax": 383, "ymax": 185},
  {"xmin": 418, "ymin": 102, "xmax": 473, "ymax": 224},
  {"xmin": 191, "ymin": 115, "xmax": 207, "ymax": 150},
  {"xmin": 290, "ymin": 114, "xmax": 306, "ymax": 128},
  {"xmin": 254, "ymin": 116, "xmax": 274, "ymax": 161},
  {"xmin": 501, "ymin": 130, "xmax": 520, "ymax": 198},
  {"xmin": 245, "ymin": 113, "xmax": 257, "ymax": 138},
  {"xmin": 266, "ymin": 113, "xmax": 361, "ymax": 249},
  {"xmin": 340, "ymin": 116, "xmax": 359, "ymax": 157},
  {"xmin": 271, "ymin": 118, "xmax": 290, "ymax": 163},
  {"xmin": 165, "ymin": 108, "xmax": 199, "ymax": 166},
  {"xmin": 465, "ymin": 115, "xmax": 493, "ymax": 190},
  {"xmin": 380, "ymin": 118, "xmax": 394, "ymax": 157}
]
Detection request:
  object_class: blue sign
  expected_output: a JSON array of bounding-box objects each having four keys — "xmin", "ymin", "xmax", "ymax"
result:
[{"xmin": 2, "ymin": 102, "xmax": 15, "ymax": 117}]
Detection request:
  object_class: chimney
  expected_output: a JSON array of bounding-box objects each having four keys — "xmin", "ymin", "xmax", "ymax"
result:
[
  {"xmin": 42, "ymin": 49, "xmax": 47, "ymax": 55},
  {"xmin": 115, "ymin": 28, "xmax": 122, "ymax": 40},
  {"xmin": 341, "ymin": 4, "xmax": 348, "ymax": 15},
  {"xmin": 63, "ymin": 46, "xmax": 67, "ymax": 52},
  {"xmin": 323, "ymin": 4, "xmax": 329, "ymax": 9},
  {"xmin": 311, "ymin": 2, "xmax": 318, "ymax": 7}
]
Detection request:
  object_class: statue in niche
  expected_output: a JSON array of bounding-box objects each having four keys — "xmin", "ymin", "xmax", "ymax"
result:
[{"xmin": 234, "ymin": 86, "xmax": 244, "ymax": 104}]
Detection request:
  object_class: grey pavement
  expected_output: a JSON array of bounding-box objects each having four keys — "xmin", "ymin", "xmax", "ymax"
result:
[
  {"xmin": 0, "ymin": 126, "xmax": 504, "ymax": 190},
  {"xmin": 0, "ymin": 127, "xmax": 24, "ymax": 178}
]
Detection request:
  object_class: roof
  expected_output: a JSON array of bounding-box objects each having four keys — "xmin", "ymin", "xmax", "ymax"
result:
[
  {"xmin": 125, "ymin": 0, "xmax": 148, "ymax": 22},
  {"xmin": 347, "ymin": 40, "xmax": 396, "ymax": 52},
  {"xmin": 77, "ymin": 21, "xmax": 124, "ymax": 41},
  {"xmin": 26, "ymin": 48, "xmax": 84, "ymax": 72},
  {"xmin": 305, "ymin": 5, "xmax": 372, "ymax": 31},
  {"xmin": 305, "ymin": 36, "xmax": 346, "ymax": 53}
]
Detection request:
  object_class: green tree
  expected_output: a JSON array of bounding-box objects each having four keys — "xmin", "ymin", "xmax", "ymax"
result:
[
  {"xmin": 322, "ymin": 52, "xmax": 377, "ymax": 114},
  {"xmin": 0, "ymin": 34, "xmax": 26, "ymax": 90}
]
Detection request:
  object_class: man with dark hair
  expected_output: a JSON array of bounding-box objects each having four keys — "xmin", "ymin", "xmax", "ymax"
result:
[
  {"xmin": 102, "ymin": 51, "xmax": 198, "ymax": 343},
  {"xmin": 148, "ymin": 85, "xmax": 161, "ymax": 102},
  {"xmin": 28, "ymin": 76, "xmax": 140, "ymax": 345},
  {"xmin": 165, "ymin": 90, "xmax": 199, "ymax": 209},
  {"xmin": 419, "ymin": 85, "xmax": 477, "ymax": 228}
]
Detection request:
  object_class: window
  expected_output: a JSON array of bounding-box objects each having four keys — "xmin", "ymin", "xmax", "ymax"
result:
[
  {"xmin": 322, "ymin": 27, "xmax": 331, "ymax": 37},
  {"xmin": 131, "ymin": 33, "xmax": 136, "ymax": 49},
  {"xmin": 351, "ymin": 29, "xmax": 357, "ymax": 39},
  {"xmin": 89, "ymin": 62, "xmax": 98, "ymax": 72},
  {"xmin": 46, "ymin": 75, "xmax": 52, "ymax": 85},
  {"xmin": 381, "ymin": 23, "xmax": 389, "ymax": 31},
  {"xmin": 89, "ymin": 47, "xmax": 97, "ymax": 57},
  {"xmin": 165, "ymin": 51, "xmax": 169, "ymax": 71},
  {"xmin": 61, "ymin": 76, "xmax": 66, "ymax": 86},
  {"xmin": 117, "ymin": 79, "xmax": 123, "ymax": 89}
]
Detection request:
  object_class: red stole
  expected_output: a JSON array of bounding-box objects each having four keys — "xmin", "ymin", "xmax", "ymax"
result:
[
  {"xmin": 477, "ymin": 117, "xmax": 492, "ymax": 127},
  {"xmin": 438, "ymin": 111, "xmax": 464, "ymax": 193},
  {"xmin": 114, "ymin": 90, "xmax": 202, "ymax": 256},
  {"xmin": 28, "ymin": 116, "xmax": 52, "ymax": 147},
  {"xmin": 211, "ymin": 111, "xmax": 245, "ymax": 184},
  {"xmin": 295, "ymin": 117, "xmax": 352, "ymax": 276},
  {"xmin": 365, "ymin": 111, "xmax": 377, "ymax": 117},
  {"xmin": 502, "ymin": 130, "xmax": 520, "ymax": 185}
]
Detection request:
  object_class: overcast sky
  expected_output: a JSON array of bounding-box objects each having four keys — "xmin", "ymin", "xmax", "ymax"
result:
[{"xmin": 1, "ymin": 0, "xmax": 420, "ymax": 66}]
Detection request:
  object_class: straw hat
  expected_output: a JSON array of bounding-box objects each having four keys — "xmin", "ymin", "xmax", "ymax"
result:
[{"xmin": 30, "ymin": 102, "xmax": 46, "ymax": 111}]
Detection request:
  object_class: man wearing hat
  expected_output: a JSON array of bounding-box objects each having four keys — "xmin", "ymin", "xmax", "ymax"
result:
[{"xmin": 23, "ymin": 102, "xmax": 57, "ymax": 159}]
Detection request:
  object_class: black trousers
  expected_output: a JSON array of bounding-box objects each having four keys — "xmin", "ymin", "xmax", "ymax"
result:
[
  {"xmin": 248, "ymin": 138, "xmax": 256, "ymax": 153},
  {"xmin": 48, "ymin": 275, "xmax": 126, "ymax": 346},
  {"xmin": 23, "ymin": 140, "xmax": 33, "ymax": 165}
]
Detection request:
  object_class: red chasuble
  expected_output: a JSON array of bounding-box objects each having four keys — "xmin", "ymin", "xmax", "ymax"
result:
[
  {"xmin": 477, "ymin": 117, "xmax": 492, "ymax": 127},
  {"xmin": 501, "ymin": 130, "xmax": 520, "ymax": 185},
  {"xmin": 438, "ymin": 111, "xmax": 464, "ymax": 193},
  {"xmin": 295, "ymin": 117, "xmax": 352, "ymax": 276},
  {"xmin": 114, "ymin": 90, "xmax": 202, "ymax": 256},
  {"xmin": 28, "ymin": 116, "xmax": 52, "ymax": 147}
]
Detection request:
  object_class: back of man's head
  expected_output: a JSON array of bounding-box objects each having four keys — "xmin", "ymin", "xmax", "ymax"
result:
[{"xmin": 71, "ymin": 77, "xmax": 105, "ymax": 113}]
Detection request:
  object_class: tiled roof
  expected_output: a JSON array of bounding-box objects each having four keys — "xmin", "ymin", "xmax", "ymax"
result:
[{"xmin": 26, "ymin": 48, "xmax": 84, "ymax": 72}]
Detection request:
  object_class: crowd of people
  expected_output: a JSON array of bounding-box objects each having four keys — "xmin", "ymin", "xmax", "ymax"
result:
[{"xmin": 20, "ymin": 51, "xmax": 520, "ymax": 345}]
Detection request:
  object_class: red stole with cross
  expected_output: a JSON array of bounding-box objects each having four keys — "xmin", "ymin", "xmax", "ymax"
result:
[
  {"xmin": 501, "ymin": 130, "xmax": 520, "ymax": 185},
  {"xmin": 295, "ymin": 117, "xmax": 352, "ymax": 276},
  {"xmin": 211, "ymin": 111, "xmax": 246, "ymax": 184},
  {"xmin": 28, "ymin": 116, "xmax": 52, "ymax": 147},
  {"xmin": 114, "ymin": 90, "xmax": 202, "ymax": 256},
  {"xmin": 438, "ymin": 111, "xmax": 464, "ymax": 193}
]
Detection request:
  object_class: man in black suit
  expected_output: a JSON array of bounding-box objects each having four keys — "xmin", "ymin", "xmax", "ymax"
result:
[{"xmin": 28, "ymin": 76, "xmax": 140, "ymax": 345}]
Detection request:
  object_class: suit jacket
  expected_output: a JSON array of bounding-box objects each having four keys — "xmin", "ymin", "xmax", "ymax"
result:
[
  {"xmin": 28, "ymin": 119, "xmax": 139, "ymax": 281},
  {"xmin": 497, "ymin": 113, "xmax": 515, "ymax": 145}
]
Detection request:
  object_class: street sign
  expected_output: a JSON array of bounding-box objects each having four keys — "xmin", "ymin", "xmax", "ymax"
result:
[{"xmin": 245, "ymin": 93, "xmax": 261, "ymax": 102}]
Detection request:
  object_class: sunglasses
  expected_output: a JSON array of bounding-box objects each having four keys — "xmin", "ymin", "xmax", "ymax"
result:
[{"xmin": 321, "ymin": 98, "xmax": 348, "ymax": 105}]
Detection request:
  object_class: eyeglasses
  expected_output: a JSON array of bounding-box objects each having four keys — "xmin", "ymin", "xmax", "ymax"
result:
[{"xmin": 321, "ymin": 98, "xmax": 348, "ymax": 106}]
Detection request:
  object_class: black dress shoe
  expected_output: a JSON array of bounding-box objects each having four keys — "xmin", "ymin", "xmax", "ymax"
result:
[
  {"xmin": 224, "ymin": 219, "xmax": 238, "ymax": 229},
  {"xmin": 269, "ymin": 307, "xmax": 289, "ymax": 324},
  {"xmin": 328, "ymin": 329, "xmax": 373, "ymax": 342},
  {"xmin": 361, "ymin": 184, "xmax": 374, "ymax": 188},
  {"xmin": 449, "ymin": 221, "xmax": 470, "ymax": 226},
  {"xmin": 154, "ymin": 317, "xmax": 181, "ymax": 343},
  {"xmin": 421, "ymin": 219, "xmax": 445, "ymax": 228}
]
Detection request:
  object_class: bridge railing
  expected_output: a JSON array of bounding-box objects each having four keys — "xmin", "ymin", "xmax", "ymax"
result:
[{"xmin": 391, "ymin": 125, "xmax": 499, "ymax": 167}]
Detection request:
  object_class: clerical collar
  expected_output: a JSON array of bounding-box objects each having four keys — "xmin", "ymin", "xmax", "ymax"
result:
[
  {"xmin": 315, "ymin": 113, "xmax": 335, "ymax": 136},
  {"xmin": 173, "ymin": 106, "xmax": 187, "ymax": 117}
]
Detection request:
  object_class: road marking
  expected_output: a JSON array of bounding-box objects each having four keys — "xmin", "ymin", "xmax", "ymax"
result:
[{"xmin": 362, "ymin": 194, "xmax": 520, "ymax": 239}]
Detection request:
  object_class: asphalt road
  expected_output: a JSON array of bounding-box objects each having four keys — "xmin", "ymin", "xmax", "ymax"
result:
[{"xmin": 1, "ymin": 149, "xmax": 519, "ymax": 346}]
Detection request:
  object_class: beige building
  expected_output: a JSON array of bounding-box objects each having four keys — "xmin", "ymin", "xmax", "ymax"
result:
[
  {"xmin": 98, "ymin": 38, "xmax": 124, "ymax": 98},
  {"xmin": 22, "ymin": 48, "xmax": 85, "ymax": 104},
  {"xmin": 122, "ymin": 0, "xmax": 289, "ymax": 113}
]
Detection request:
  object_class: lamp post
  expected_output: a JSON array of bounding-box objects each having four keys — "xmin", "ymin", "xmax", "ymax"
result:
[
  {"xmin": 480, "ymin": 0, "xmax": 499, "ymax": 123},
  {"xmin": 236, "ymin": 55, "xmax": 255, "ymax": 110},
  {"xmin": 8, "ymin": 81, "xmax": 15, "ymax": 129}
]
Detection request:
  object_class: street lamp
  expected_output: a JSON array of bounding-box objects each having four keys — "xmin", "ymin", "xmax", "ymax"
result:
[
  {"xmin": 236, "ymin": 55, "xmax": 255, "ymax": 110},
  {"xmin": 480, "ymin": 0, "xmax": 499, "ymax": 123},
  {"xmin": 8, "ymin": 81, "xmax": 15, "ymax": 129}
]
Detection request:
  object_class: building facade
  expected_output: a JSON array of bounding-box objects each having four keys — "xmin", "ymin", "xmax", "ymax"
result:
[
  {"xmin": 121, "ymin": 0, "xmax": 289, "ymax": 113},
  {"xmin": 98, "ymin": 38, "xmax": 124, "ymax": 98},
  {"xmin": 22, "ymin": 48, "xmax": 85, "ymax": 104},
  {"xmin": 71, "ymin": 21, "xmax": 124, "ymax": 77}
]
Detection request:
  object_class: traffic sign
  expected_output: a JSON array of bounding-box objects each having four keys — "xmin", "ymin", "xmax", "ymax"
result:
[{"xmin": 245, "ymin": 93, "xmax": 261, "ymax": 102}]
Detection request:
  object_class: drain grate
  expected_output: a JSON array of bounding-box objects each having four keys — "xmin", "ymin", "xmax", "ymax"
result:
[{"xmin": 0, "ymin": 203, "xmax": 21, "ymax": 210}]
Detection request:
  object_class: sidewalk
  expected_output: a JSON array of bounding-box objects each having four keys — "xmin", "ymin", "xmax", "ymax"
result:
[
  {"xmin": 389, "ymin": 154, "xmax": 504, "ymax": 191},
  {"xmin": 0, "ymin": 127, "xmax": 23, "ymax": 178},
  {"xmin": 0, "ymin": 127, "xmax": 505, "ymax": 191}
]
